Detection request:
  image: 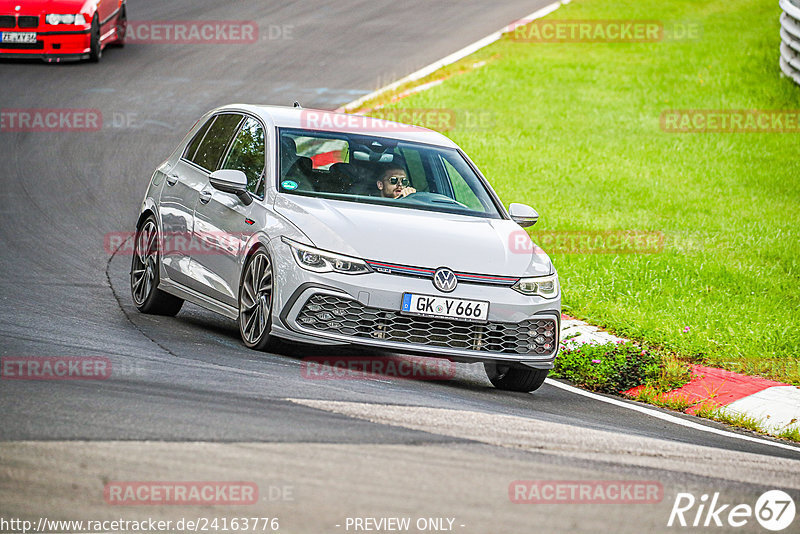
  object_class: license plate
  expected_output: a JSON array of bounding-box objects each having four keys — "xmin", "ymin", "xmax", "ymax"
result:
[
  {"xmin": 401, "ymin": 293, "xmax": 489, "ymax": 323},
  {"xmin": 1, "ymin": 32, "xmax": 37, "ymax": 43}
]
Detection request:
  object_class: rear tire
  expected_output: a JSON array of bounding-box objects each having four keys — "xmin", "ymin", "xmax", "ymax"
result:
[
  {"xmin": 88, "ymin": 15, "xmax": 102, "ymax": 62},
  {"xmin": 484, "ymin": 362, "xmax": 548, "ymax": 392},
  {"xmin": 130, "ymin": 216, "xmax": 184, "ymax": 316}
]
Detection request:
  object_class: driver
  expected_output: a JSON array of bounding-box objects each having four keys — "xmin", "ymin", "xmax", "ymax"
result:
[{"xmin": 376, "ymin": 165, "xmax": 416, "ymax": 198}]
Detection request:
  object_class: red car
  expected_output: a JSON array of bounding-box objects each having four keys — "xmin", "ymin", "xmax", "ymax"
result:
[{"xmin": 0, "ymin": 0, "xmax": 126, "ymax": 62}]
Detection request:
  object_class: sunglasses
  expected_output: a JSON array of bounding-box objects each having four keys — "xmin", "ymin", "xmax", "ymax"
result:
[{"xmin": 385, "ymin": 175, "xmax": 410, "ymax": 186}]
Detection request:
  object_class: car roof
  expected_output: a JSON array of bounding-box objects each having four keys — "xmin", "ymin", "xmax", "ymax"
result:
[{"xmin": 214, "ymin": 104, "xmax": 460, "ymax": 148}]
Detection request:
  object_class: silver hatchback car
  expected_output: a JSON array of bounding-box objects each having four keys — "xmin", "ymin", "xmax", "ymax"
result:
[{"xmin": 131, "ymin": 104, "xmax": 561, "ymax": 392}]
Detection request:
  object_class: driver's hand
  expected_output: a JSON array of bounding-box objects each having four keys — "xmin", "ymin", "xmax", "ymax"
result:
[{"xmin": 399, "ymin": 187, "xmax": 416, "ymax": 198}]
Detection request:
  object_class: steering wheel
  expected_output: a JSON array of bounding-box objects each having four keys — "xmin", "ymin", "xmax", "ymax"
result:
[{"xmin": 396, "ymin": 191, "xmax": 470, "ymax": 209}]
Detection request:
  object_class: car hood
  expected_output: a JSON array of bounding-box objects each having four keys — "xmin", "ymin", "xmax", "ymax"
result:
[
  {"xmin": 2, "ymin": 0, "xmax": 89, "ymax": 15},
  {"xmin": 274, "ymin": 194, "xmax": 553, "ymax": 278}
]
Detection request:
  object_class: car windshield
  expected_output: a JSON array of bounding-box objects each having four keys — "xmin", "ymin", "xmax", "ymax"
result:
[{"xmin": 277, "ymin": 128, "xmax": 502, "ymax": 219}]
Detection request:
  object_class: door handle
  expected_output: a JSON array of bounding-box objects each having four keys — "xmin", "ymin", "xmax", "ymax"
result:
[
  {"xmin": 199, "ymin": 190, "xmax": 213, "ymax": 204},
  {"xmin": 166, "ymin": 174, "xmax": 179, "ymax": 186}
]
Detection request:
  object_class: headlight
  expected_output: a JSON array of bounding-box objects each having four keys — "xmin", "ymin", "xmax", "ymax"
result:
[
  {"xmin": 512, "ymin": 273, "xmax": 559, "ymax": 298},
  {"xmin": 46, "ymin": 14, "xmax": 87, "ymax": 25},
  {"xmin": 282, "ymin": 237, "xmax": 371, "ymax": 275}
]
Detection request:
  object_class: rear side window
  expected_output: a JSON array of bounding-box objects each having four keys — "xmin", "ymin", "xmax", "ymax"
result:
[
  {"xmin": 189, "ymin": 113, "xmax": 243, "ymax": 171},
  {"xmin": 184, "ymin": 117, "xmax": 214, "ymax": 162},
  {"xmin": 220, "ymin": 117, "xmax": 266, "ymax": 197},
  {"xmin": 293, "ymin": 136, "xmax": 349, "ymax": 170}
]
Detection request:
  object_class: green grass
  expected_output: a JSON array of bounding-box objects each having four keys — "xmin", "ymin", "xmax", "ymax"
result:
[
  {"xmin": 775, "ymin": 425, "xmax": 800, "ymax": 442},
  {"xmin": 693, "ymin": 403, "xmax": 800, "ymax": 442},
  {"xmin": 631, "ymin": 386, "xmax": 694, "ymax": 412},
  {"xmin": 359, "ymin": 0, "xmax": 800, "ymax": 384},
  {"xmin": 551, "ymin": 341, "xmax": 692, "ymax": 394},
  {"xmin": 694, "ymin": 403, "xmax": 766, "ymax": 433},
  {"xmin": 551, "ymin": 342, "xmax": 663, "ymax": 393}
]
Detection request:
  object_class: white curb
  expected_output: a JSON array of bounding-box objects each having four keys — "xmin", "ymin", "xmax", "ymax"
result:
[
  {"xmin": 723, "ymin": 386, "xmax": 800, "ymax": 434},
  {"xmin": 560, "ymin": 317, "xmax": 627, "ymax": 347}
]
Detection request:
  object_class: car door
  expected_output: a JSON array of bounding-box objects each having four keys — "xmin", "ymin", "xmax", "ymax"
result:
[
  {"xmin": 158, "ymin": 113, "xmax": 243, "ymax": 287},
  {"xmin": 190, "ymin": 115, "xmax": 267, "ymax": 306}
]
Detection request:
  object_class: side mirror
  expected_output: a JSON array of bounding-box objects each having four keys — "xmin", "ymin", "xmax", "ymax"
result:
[
  {"xmin": 209, "ymin": 169, "xmax": 252, "ymax": 206},
  {"xmin": 508, "ymin": 203, "xmax": 539, "ymax": 228}
]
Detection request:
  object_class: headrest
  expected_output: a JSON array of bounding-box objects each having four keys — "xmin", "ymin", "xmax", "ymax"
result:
[{"xmin": 280, "ymin": 136, "xmax": 298, "ymax": 156}]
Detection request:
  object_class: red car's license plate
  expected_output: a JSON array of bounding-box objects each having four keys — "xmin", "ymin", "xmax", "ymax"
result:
[{"xmin": 1, "ymin": 32, "xmax": 37, "ymax": 44}]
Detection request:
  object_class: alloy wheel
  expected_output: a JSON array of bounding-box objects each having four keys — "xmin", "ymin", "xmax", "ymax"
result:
[
  {"xmin": 131, "ymin": 220, "xmax": 157, "ymax": 306},
  {"xmin": 239, "ymin": 252, "xmax": 273, "ymax": 345}
]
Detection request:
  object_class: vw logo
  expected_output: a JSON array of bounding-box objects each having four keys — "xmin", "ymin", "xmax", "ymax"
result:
[{"xmin": 433, "ymin": 267, "xmax": 457, "ymax": 293}]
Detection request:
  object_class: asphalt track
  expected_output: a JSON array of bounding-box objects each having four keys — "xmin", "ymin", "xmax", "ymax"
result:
[{"xmin": 1, "ymin": 1, "xmax": 799, "ymax": 532}]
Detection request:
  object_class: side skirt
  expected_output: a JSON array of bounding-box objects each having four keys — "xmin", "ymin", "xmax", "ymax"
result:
[{"xmin": 159, "ymin": 278, "xmax": 239, "ymax": 320}]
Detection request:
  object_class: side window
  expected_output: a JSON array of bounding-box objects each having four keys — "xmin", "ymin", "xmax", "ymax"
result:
[
  {"xmin": 442, "ymin": 156, "xmax": 484, "ymax": 211},
  {"xmin": 184, "ymin": 117, "xmax": 215, "ymax": 162},
  {"xmin": 397, "ymin": 147, "xmax": 428, "ymax": 192},
  {"xmin": 190, "ymin": 114, "xmax": 243, "ymax": 171},
  {"xmin": 220, "ymin": 117, "xmax": 266, "ymax": 197}
]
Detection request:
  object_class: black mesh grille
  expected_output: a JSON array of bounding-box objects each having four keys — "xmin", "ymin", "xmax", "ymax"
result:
[
  {"xmin": 17, "ymin": 16, "xmax": 39, "ymax": 28},
  {"xmin": 0, "ymin": 41, "xmax": 43, "ymax": 49},
  {"xmin": 0, "ymin": 16, "xmax": 15, "ymax": 28},
  {"xmin": 296, "ymin": 294, "xmax": 557, "ymax": 356}
]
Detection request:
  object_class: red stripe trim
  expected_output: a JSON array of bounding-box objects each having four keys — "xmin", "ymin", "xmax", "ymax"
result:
[
  {"xmin": 366, "ymin": 260, "xmax": 518, "ymax": 282},
  {"xmin": 366, "ymin": 261, "xmax": 435, "ymax": 274},
  {"xmin": 456, "ymin": 272, "xmax": 518, "ymax": 281}
]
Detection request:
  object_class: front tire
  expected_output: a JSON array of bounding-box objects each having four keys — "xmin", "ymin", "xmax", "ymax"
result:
[
  {"xmin": 88, "ymin": 15, "xmax": 102, "ymax": 62},
  {"xmin": 130, "ymin": 217, "xmax": 184, "ymax": 316},
  {"xmin": 238, "ymin": 249, "xmax": 274, "ymax": 351},
  {"xmin": 484, "ymin": 362, "xmax": 548, "ymax": 392}
]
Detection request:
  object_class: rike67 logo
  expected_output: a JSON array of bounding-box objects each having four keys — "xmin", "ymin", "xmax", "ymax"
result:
[{"xmin": 668, "ymin": 490, "xmax": 796, "ymax": 531}]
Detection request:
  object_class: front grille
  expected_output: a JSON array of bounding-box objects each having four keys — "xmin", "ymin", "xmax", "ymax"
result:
[
  {"xmin": 296, "ymin": 294, "xmax": 557, "ymax": 356},
  {"xmin": 0, "ymin": 16, "xmax": 15, "ymax": 28},
  {"xmin": 18, "ymin": 16, "xmax": 39, "ymax": 28},
  {"xmin": 0, "ymin": 41, "xmax": 43, "ymax": 49}
]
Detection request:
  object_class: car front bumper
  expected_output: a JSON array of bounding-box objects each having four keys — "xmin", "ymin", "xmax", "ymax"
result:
[
  {"xmin": 268, "ymin": 239, "xmax": 561, "ymax": 368},
  {"xmin": 0, "ymin": 28, "xmax": 91, "ymax": 61}
]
